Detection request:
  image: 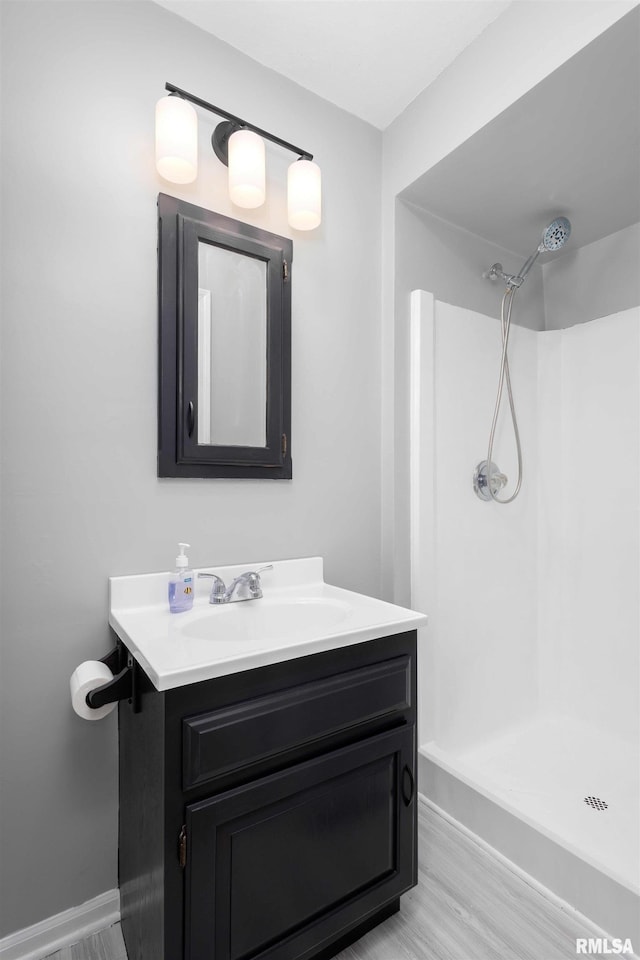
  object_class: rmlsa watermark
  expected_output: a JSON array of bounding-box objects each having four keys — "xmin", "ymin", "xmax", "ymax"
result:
[{"xmin": 576, "ymin": 938, "xmax": 634, "ymax": 955}]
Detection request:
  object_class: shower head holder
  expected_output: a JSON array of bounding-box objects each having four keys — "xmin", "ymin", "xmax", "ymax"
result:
[{"xmin": 483, "ymin": 263, "xmax": 524, "ymax": 288}]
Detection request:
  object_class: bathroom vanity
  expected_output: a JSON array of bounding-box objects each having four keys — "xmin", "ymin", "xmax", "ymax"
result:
[{"xmin": 110, "ymin": 558, "xmax": 426, "ymax": 960}]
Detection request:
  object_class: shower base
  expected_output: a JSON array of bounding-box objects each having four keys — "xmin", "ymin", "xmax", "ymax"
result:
[{"xmin": 420, "ymin": 714, "xmax": 639, "ymax": 947}]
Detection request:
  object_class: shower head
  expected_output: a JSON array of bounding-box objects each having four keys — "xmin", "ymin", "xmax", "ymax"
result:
[
  {"xmin": 516, "ymin": 215, "xmax": 572, "ymax": 284},
  {"xmin": 540, "ymin": 217, "xmax": 571, "ymax": 252},
  {"xmin": 483, "ymin": 215, "xmax": 573, "ymax": 289}
]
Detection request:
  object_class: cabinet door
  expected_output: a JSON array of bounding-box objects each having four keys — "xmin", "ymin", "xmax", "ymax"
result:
[{"xmin": 185, "ymin": 726, "xmax": 416, "ymax": 960}]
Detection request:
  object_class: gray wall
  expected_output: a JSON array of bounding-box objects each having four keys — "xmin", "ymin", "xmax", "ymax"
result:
[
  {"xmin": 543, "ymin": 222, "xmax": 640, "ymax": 329},
  {"xmin": 395, "ymin": 200, "xmax": 546, "ymax": 331},
  {"xmin": 0, "ymin": 0, "xmax": 381, "ymax": 936}
]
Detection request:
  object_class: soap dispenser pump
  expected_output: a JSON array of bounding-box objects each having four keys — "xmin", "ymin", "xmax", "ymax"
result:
[{"xmin": 168, "ymin": 542, "xmax": 194, "ymax": 613}]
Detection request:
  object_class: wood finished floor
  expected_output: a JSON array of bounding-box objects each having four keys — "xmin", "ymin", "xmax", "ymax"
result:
[
  {"xmin": 46, "ymin": 799, "xmax": 599, "ymax": 960},
  {"xmin": 43, "ymin": 924, "xmax": 127, "ymax": 960}
]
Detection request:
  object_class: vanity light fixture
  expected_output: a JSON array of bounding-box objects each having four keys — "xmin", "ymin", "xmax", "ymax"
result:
[
  {"xmin": 156, "ymin": 83, "xmax": 321, "ymax": 230},
  {"xmin": 288, "ymin": 158, "xmax": 322, "ymax": 231},
  {"xmin": 155, "ymin": 94, "xmax": 198, "ymax": 184},
  {"xmin": 228, "ymin": 129, "xmax": 265, "ymax": 209}
]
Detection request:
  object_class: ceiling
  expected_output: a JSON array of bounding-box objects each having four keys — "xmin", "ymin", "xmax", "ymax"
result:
[
  {"xmin": 154, "ymin": 0, "xmax": 511, "ymax": 129},
  {"xmin": 401, "ymin": 6, "xmax": 640, "ymax": 256}
]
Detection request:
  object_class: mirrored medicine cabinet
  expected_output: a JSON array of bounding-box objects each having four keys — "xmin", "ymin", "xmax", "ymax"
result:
[{"xmin": 158, "ymin": 194, "xmax": 292, "ymax": 479}]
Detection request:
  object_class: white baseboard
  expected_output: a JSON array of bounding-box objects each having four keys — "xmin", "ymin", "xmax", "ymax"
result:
[{"xmin": 0, "ymin": 889, "xmax": 120, "ymax": 960}]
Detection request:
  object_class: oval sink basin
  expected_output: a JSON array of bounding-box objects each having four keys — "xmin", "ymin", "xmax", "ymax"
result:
[{"xmin": 178, "ymin": 597, "xmax": 353, "ymax": 644}]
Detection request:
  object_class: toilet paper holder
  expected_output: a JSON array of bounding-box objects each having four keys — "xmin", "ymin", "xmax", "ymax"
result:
[{"xmin": 85, "ymin": 641, "xmax": 140, "ymax": 713}]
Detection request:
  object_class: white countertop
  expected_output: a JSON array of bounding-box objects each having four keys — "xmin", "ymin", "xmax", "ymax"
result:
[{"xmin": 109, "ymin": 557, "xmax": 427, "ymax": 691}]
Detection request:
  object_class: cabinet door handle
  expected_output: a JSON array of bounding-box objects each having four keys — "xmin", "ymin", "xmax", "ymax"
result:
[
  {"xmin": 401, "ymin": 764, "xmax": 415, "ymax": 806},
  {"xmin": 187, "ymin": 401, "xmax": 195, "ymax": 438}
]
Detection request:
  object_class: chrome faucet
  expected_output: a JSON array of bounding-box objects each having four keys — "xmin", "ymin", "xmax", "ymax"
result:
[{"xmin": 198, "ymin": 565, "xmax": 273, "ymax": 604}]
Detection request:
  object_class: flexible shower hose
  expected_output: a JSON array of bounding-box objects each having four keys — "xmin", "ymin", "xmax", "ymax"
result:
[{"xmin": 486, "ymin": 286, "xmax": 523, "ymax": 503}]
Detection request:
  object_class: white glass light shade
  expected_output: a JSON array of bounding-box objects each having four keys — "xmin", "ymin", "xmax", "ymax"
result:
[
  {"xmin": 155, "ymin": 96, "xmax": 198, "ymax": 184},
  {"xmin": 228, "ymin": 130, "xmax": 265, "ymax": 208},
  {"xmin": 287, "ymin": 160, "xmax": 322, "ymax": 230}
]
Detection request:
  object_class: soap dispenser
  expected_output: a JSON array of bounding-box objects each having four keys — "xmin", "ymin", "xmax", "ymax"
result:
[{"xmin": 168, "ymin": 542, "xmax": 194, "ymax": 614}]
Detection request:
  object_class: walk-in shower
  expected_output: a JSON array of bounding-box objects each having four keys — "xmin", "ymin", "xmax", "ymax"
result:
[
  {"xmin": 410, "ymin": 288, "xmax": 640, "ymax": 945},
  {"xmin": 403, "ymin": 6, "xmax": 639, "ymax": 950},
  {"xmin": 474, "ymin": 217, "xmax": 572, "ymax": 504}
]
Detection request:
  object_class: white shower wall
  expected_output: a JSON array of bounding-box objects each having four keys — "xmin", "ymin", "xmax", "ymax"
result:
[
  {"xmin": 538, "ymin": 310, "xmax": 640, "ymax": 746},
  {"xmin": 411, "ymin": 295, "xmax": 539, "ymax": 751},
  {"xmin": 411, "ymin": 296, "xmax": 640, "ymax": 752}
]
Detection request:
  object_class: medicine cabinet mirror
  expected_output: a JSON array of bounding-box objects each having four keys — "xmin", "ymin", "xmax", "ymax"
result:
[{"xmin": 158, "ymin": 194, "xmax": 292, "ymax": 478}]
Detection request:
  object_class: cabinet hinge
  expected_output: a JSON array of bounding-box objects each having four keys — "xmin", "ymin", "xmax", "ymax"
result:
[
  {"xmin": 282, "ymin": 433, "xmax": 287, "ymax": 457},
  {"xmin": 178, "ymin": 825, "xmax": 187, "ymax": 869},
  {"xmin": 283, "ymin": 260, "xmax": 289, "ymax": 282}
]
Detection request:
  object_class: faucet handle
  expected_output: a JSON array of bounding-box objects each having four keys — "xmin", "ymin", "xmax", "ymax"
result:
[
  {"xmin": 252, "ymin": 565, "xmax": 273, "ymax": 594},
  {"xmin": 244, "ymin": 565, "xmax": 273, "ymax": 599},
  {"xmin": 198, "ymin": 572, "xmax": 226, "ymax": 603}
]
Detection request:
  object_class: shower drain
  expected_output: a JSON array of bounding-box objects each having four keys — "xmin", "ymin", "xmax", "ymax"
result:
[{"xmin": 584, "ymin": 796, "xmax": 608, "ymax": 811}]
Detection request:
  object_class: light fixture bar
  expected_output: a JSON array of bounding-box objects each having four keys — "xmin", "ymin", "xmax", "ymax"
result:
[{"xmin": 165, "ymin": 83, "xmax": 313, "ymax": 162}]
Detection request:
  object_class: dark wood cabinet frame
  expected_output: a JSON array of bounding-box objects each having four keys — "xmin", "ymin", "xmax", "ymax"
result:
[
  {"xmin": 119, "ymin": 631, "xmax": 418, "ymax": 960},
  {"xmin": 158, "ymin": 194, "xmax": 293, "ymax": 479}
]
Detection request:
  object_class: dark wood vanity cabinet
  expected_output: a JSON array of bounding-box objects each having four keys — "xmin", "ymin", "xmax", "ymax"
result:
[{"xmin": 119, "ymin": 631, "xmax": 417, "ymax": 960}]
